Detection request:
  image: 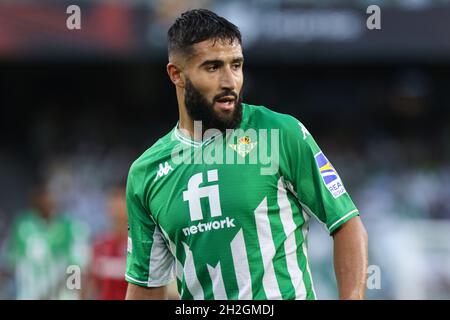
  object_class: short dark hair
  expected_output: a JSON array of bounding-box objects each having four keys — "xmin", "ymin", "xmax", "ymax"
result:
[{"xmin": 167, "ymin": 9, "xmax": 242, "ymax": 58}]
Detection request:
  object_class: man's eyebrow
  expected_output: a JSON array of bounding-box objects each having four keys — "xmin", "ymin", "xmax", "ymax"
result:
[
  {"xmin": 232, "ymin": 57, "xmax": 244, "ymax": 64},
  {"xmin": 199, "ymin": 57, "xmax": 244, "ymax": 68},
  {"xmin": 199, "ymin": 59, "xmax": 224, "ymax": 68}
]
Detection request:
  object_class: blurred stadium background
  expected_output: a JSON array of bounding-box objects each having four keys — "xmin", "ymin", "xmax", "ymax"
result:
[{"xmin": 1, "ymin": 0, "xmax": 450, "ymax": 299}]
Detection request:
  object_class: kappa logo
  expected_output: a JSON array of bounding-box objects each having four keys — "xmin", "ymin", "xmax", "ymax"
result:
[
  {"xmin": 229, "ymin": 136, "xmax": 258, "ymax": 157},
  {"xmin": 154, "ymin": 161, "xmax": 173, "ymax": 181},
  {"xmin": 299, "ymin": 122, "xmax": 311, "ymax": 140}
]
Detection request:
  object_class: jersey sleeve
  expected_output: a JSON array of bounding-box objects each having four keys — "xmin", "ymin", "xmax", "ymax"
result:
[
  {"xmin": 125, "ymin": 165, "xmax": 175, "ymax": 287},
  {"xmin": 280, "ymin": 117, "xmax": 360, "ymax": 235}
]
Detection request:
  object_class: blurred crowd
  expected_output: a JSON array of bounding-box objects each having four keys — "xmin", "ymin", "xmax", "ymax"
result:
[
  {"xmin": 0, "ymin": 177, "xmax": 128, "ymax": 299},
  {"xmin": 0, "ymin": 148, "xmax": 180, "ymax": 300}
]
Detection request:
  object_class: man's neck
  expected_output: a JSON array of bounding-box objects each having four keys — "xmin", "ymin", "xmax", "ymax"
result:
[{"xmin": 178, "ymin": 104, "xmax": 205, "ymax": 142}]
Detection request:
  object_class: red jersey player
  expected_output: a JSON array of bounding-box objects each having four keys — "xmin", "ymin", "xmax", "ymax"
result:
[{"xmin": 88, "ymin": 184, "xmax": 128, "ymax": 300}]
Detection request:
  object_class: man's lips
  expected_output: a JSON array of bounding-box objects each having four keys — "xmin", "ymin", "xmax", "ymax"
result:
[
  {"xmin": 213, "ymin": 93, "xmax": 236, "ymax": 111},
  {"xmin": 214, "ymin": 96, "xmax": 236, "ymax": 111},
  {"xmin": 216, "ymin": 95, "xmax": 236, "ymax": 102}
]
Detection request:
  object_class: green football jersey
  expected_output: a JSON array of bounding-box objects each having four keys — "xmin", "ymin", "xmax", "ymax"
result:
[
  {"xmin": 125, "ymin": 103, "xmax": 359, "ymax": 300},
  {"xmin": 6, "ymin": 211, "xmax": 90, "ymax": 299}
]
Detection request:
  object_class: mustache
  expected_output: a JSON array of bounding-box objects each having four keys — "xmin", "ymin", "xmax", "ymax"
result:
[{"xmin": 213, "ymin": 90, "xmax": 238, "ymax": 102}]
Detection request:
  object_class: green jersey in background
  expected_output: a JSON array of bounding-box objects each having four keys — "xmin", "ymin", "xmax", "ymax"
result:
[{"xmin": 6, "ymin": 211, "xmax": 90, "ymax": 299}]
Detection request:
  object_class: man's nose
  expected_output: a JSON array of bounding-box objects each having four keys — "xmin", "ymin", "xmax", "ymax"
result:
[{"xmin": 219, "ymin": 66, "xmax": 236, "ymax": 90}]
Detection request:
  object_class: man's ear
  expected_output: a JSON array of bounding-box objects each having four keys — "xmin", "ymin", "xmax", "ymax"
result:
[{"xmin": 167, "ymin": 62, "xmax": 185, "ymax": 88}]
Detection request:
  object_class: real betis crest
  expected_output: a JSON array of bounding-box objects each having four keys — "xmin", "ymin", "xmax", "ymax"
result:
[{"xmin": 229, "ymin": 136, "xmax": 257, "ymax": 157}]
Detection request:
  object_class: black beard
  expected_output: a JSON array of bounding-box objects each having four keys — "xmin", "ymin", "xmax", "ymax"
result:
[{"xmin": 184, "ymin": 78, "xmax": 243, "ymax": 133}]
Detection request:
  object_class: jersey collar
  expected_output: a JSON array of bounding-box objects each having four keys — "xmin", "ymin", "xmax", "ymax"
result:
[
  {"xmin": 172, "ymin": 104, "xmax": 249, "ymax": 148},
  {"xmin": 173, "ymin": 122, "xmax": 222, "ymax": 148}
]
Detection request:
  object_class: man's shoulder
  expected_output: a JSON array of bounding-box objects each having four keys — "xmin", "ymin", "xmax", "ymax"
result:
[
  {"xmin": 12, "ymin": 210, "xmax": 38, "ymax": 227},
  {"xmin": 244, "ymin": 103, "xmax": 302, "ymax": 130},
  {"xmin": 128, "ymin": 128, "xmax": 177, "ymax": 180}
]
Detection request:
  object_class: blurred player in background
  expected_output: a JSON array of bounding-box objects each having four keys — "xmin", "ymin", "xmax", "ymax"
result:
[
  {"xmin": 86, "ymin": 184, "xmax": 128, "ymax": 299},
  {"xmin": 4, "ymin": 181, "xmax": 90, "ymax": 299},
  {"xmin": 86, "ymin": 183, "xmax": 178, "ymax": 299},
  {"xmin": 125, "ymin": 9, "xmax": 368, "ymax": 300}
]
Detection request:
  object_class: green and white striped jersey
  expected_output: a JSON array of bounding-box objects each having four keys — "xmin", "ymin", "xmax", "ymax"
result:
[
  {"xmin": 125, "ymin": 103, "xmax": 359, "ymax": 300},
  {"xmin": 6, "ymin": 211, "xmax": 90, "ymax": 299}
]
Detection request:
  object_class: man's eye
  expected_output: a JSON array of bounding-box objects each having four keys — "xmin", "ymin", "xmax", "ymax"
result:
[
  {"xmin": 207, "ymin": 65, "xmax": 218, "ymax": 72},
  {"xmin": 232, "ymin": 63, "xmax": 242, "ymax": 70}
]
